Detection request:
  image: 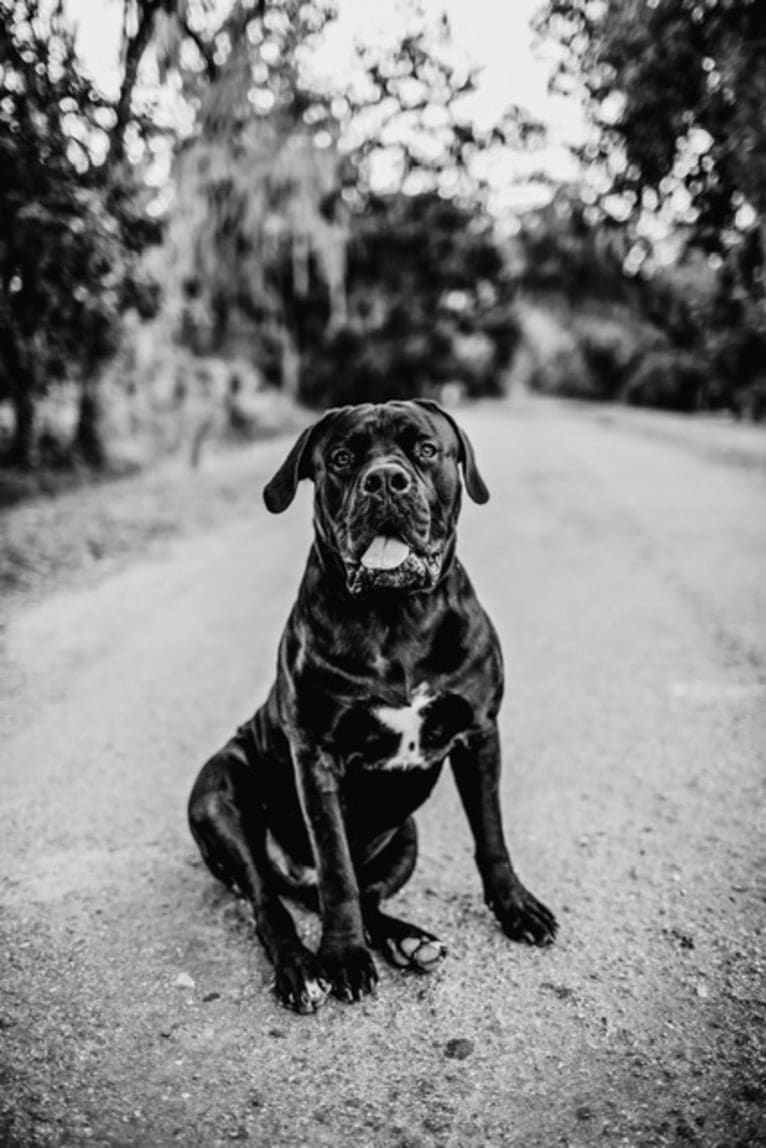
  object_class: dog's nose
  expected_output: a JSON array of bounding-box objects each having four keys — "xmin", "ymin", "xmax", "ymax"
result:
[{"xmin": 361, "ymin": 462, "xmax": 413, "ymax": 498}]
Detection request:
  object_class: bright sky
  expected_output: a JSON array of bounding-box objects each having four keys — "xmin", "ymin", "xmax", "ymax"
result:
[{"xmin": 67, "ymin": 0, "xmax": 586, "ymax": 213}]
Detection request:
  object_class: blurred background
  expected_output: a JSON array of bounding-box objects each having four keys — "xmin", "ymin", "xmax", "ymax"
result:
[{"xmin": 1, "ymin": 0, "xmax": 764, "ymax": 496}]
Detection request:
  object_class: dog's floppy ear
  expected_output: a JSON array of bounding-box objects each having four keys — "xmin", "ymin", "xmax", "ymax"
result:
[
  {"xmin": 413, "ymin": 399, "xmax": 490, "ymax": 505},
  {"xmin": 263, "ymin": 410, "xmax": 343, "ymax": 514}
]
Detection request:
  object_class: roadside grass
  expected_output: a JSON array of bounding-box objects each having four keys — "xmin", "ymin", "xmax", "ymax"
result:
[{"xmin": 0, "ymin": 436, "xmax": 298, "ymax": 619}]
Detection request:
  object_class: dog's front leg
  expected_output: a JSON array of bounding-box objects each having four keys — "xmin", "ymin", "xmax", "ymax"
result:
[
  {"xmin": 450, "ymin": 724, "xmax": 557, "ymax": 946},
  {"xmin": 294, "ymin": 750, "xmax": 378, "ymax": 1001}
]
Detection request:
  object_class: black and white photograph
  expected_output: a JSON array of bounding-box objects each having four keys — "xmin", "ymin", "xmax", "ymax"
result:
[{"xmin": 1, "ymin": 0, "xmax": 765, "ymax": 1144}]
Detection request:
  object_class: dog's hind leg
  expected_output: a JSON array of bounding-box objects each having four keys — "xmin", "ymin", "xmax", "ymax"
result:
[
  {"xmin": 359, "ymin": 818, "xmax": 446, "ymax": 973},
  {"xmin": 188, "ymin": 734, "xmax": 329, "ymax": 1013}
]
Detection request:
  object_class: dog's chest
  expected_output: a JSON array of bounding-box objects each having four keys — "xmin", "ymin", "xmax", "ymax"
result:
[
  {"xmin": 332, "ymin": 685, "xmax": 473, "ymax": 772},
  {"xmin": 373, "ymin": 684, "xmax": 433, "ymax": 770}
]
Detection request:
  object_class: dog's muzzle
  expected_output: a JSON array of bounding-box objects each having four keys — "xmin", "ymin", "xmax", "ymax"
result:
[{"xmin": 335, "ymin": 461, "xmax": 444, "ymax": 595}]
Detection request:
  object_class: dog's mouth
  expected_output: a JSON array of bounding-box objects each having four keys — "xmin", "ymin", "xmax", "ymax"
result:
[
  {"xmin": 360, "ymin": 535, "xmax": 411, "ymax": 572},
  {"xmin": 343, "ymin": 532, "xmax": 443, "ymax": 595}
]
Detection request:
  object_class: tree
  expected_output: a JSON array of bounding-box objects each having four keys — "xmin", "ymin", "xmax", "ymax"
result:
[
  {"xmin": 0, "ymin": 0, "xmax": 160, "ymax": 467},
  {"xmin": 344, "ymin": 20, "xmax": 544, "ymax": 204},
  {"xmin": 157, "ymin": 0, "xmax": 348, "ymax": 396},
  {"xmin": 536, "ymin": 0, "xmax": 766, "ymax": 249},
  {"xmin": 160, "ymin": 3, "xmax": 535, "ymax": 402},
  {"xmin": 535, "ymin": 0, "xmax": 766, "ymax": 409}
]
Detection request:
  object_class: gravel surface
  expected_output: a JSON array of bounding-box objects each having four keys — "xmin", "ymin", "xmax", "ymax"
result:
[{"xmin": 1, "ymin": 397, "xmax": 765, "ymax": 1147}]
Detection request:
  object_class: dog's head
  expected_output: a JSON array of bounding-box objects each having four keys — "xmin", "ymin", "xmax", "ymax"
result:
[{"xmin": 263, "ymin": 400, "xmax": 488, "ymax": 595}]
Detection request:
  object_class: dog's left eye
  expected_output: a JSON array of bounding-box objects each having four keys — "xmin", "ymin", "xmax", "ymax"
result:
[
  {"xmin": 329, "ymin": 447, "xmax": 354, "ymax": 470},
  {"xmin": 416, "ymin": 441, "xmax": 438, "ymax": 460}
]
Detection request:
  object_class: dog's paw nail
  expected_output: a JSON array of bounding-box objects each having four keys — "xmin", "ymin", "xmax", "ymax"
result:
[
  {"xmin": 322, "ymin": 945, "xmax": 377, "ymax": 1002},
  {"xmin": 301, "ymin": 978, "xmax": 330, "ymax": 1010},
  {"xmin": 497, "ymin": 890, "xmax": 558, "ymax": 947},
  {"xmin": 275, "ymin": 951, "xmax": 331, "ymax": 1012}
]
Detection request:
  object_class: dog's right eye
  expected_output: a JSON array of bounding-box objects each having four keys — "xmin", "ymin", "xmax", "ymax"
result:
[{"xmin": 329, "ymin": 447, "xmax": 354, "ymax": 470}]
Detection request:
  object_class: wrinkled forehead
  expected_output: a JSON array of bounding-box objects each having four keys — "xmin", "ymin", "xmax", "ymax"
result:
[{"xmin": 321, "ymin": 402, "xmax": 457, "ymax": 455}]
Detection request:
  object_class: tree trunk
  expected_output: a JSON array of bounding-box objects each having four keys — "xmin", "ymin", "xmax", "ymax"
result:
[
  {"xmin": 7, "ymin": 377, "xmax": 36, "ymax": 468},
  {"xmin": 74, "ymin": 377, "xmax": 107, "ymax": 468},
  {"xmin": 3, "ymin": 336, "xmax": 37, "ymax": 468}
]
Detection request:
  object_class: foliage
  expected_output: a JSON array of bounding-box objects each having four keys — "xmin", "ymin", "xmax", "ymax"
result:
[
  {"xmin": 300, "ymin": 192, "xmax": 519, "ymax": 407},
  {"xmin": 162, "ymin": 2, "xmax": 528, "ymax": 406},
  {"xmin": 535, "ymin": 0, "xmax": 766, "ymax": 247},
  {"xmin": 161, "ymin": 0, "xmax": 348, "ymax": 395},
  {"xmin": 622, "ymin": 348, "xmax": 708, "ymax": 410},
  {"xmin": 512, "ymin": 189, "xmax": 707, "ymax": 406},
  {"xmin": 344, "ymin": 21, "xmax": 544, "ymax": 203},
  {"xmin": 531, "ymin": 3, "xmax": 766, "ymax": 414},
  {"xmin": 513, "ymin": 190, "xmax": 635, "ymax": 303},
  {"xmin": 0, "ymin": 0, "xmax": 160, "ymax": 466},
  {"xmin": 0, "ymin": 0, "xmax": 534, "ymax": 473}
]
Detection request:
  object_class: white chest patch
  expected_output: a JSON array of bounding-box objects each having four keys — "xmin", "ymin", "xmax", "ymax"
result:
[{"xmin": 373, "ymin": 684, "xmax": 434, "ymax": 770}]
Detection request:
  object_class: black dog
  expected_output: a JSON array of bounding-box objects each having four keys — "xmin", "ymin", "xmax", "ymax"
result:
[{"xmin": 189, "ymin": 400, "xmax": 556, "ymax": 1012}]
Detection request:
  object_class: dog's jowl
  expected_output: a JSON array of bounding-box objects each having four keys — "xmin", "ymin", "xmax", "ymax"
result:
[{"xmin": 188, "ymin": 399, "xmax": 557, "ymax": 1012}]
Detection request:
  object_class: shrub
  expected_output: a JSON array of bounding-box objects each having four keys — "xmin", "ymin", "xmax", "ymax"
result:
[
  {"xmin": 621, "ymin": 351, "xmax": 709, "ymax": 412},
  {"xmin": 577, "ymin": 316, "xmax": 647, "ymax": 401},
  {"xmin": 518, "ymin": 302, "xmax": 657, "ymax": 402}
]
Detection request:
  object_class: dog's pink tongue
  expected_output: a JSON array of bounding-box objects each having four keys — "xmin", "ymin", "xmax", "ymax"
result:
[{"xmin": 360, "ymin": 536, "xmax": 410, "ymax": 571}]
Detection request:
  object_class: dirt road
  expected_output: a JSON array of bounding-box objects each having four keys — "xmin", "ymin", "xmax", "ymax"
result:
[{"xmin": 2, "ymin": 398, "xmax": 765, "ymax": 1147}]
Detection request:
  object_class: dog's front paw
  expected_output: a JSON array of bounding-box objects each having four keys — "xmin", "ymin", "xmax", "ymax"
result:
[
  {"xmin": 319, "ymin": 943, "xmax": 378, "ymax": 1002},
  {"xmin": 490, "ymin": 884, "xmax": 558, "ymax": 947},
  {"xmin": 274, "ymin": 947, "xmax": 331, "ymax": 1013}
]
